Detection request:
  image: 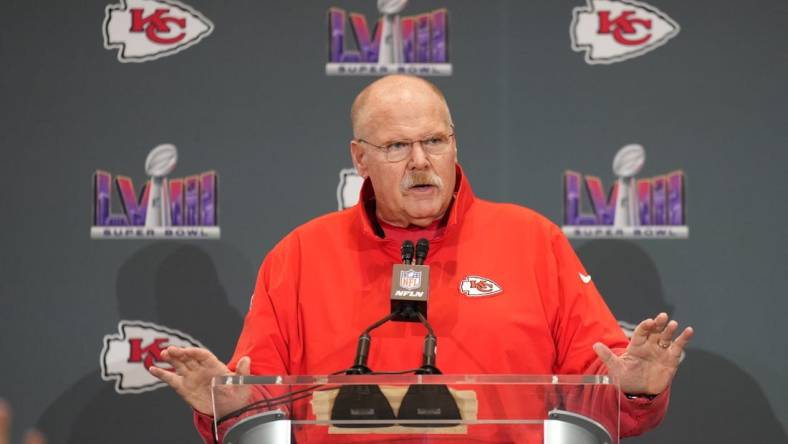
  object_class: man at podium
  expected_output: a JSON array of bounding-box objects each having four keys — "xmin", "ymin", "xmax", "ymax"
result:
[{"xmin": 150, "ymin": 75, "xmax": 693, "ymax": 443}]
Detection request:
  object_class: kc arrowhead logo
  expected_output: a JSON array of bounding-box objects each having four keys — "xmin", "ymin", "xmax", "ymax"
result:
[
  {"xmin": 103, "ymin": 0, "xmax": 214, "ymax": 63},
  {"xmin": 459, "ymin": 276, "xmax": 503, "ymax": 297},
  {"xmin": 571, "ymin": 0, "xmax": 679, "ymax": 64},
  {"xmin": 100, "ymin": 320, "xmax": 205, "ymax": 394}
]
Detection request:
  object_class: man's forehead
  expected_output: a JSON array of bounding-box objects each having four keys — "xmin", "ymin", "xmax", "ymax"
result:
[
  {"xmin": 363, "ymin": 80, "xmax": 444, "ymax": 111},
  {"xmin": 352, "ymin": 75, "xmax": 451, "ymax": 136},
  {"xmin": 364, "ymin": 111, "xmax": 451, "ymax": 141},
  {"xmin": 368, "ymin": 92, "xmax": 446, "ymax": 116}
]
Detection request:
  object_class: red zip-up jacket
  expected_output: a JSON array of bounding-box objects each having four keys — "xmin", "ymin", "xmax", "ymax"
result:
[{"xmin": 195, "ymin": 165, "xmax": 668, "ymax": 442}]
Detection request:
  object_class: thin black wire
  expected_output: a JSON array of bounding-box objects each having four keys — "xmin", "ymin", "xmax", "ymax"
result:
[
  {"xmin": 216, "ymin": 369, "xmax": 349, "ymax": 425},
  {"xmin": 214, "ymin": 367, "xmax": 424, "ymax": 428},
  {"xmin": 211, "ymin": 370, "xmax": 346, "ymax": 444}
]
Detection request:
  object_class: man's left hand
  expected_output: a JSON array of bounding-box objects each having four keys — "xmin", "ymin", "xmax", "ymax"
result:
[{"xmin": 593, "ymin": 312, "xmax": 694, "ymax": 396}]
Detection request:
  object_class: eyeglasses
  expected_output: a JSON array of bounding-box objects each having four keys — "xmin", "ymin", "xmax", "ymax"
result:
[{"xmin": 356, "ymin": 129, "xmax": 456, "ymax": 163}]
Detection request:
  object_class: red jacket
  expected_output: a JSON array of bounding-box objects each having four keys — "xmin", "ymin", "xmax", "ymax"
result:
[{"xmin": 196, "ymin": 165, "xmax": 668, "ymax": 442}]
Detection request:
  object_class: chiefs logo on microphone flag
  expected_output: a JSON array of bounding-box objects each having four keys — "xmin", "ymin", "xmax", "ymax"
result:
[
  {"xmin": 571, "ymin": 0, "xmax": 679, "ymax": 64},
  {"xmin": 103, "ymin": 0, "xmax": 214, "ymax": 63}
]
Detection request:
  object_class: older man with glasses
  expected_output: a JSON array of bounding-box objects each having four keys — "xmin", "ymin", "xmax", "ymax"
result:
[{"xmin": 152, "ymin": 75, "xmax": 693, "ymax": 443}]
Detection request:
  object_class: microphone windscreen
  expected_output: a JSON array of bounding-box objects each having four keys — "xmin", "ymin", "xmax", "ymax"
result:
[
  {"xmin": 401, "ymin": 240, "xmax": 415, "ymax": 263},
  {"xmin": 414, "ymin": 238, "xmax": 429, "ymax": 264}
]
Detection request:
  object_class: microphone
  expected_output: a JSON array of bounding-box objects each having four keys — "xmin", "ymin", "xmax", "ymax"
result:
[
  {"xmin": 401, "ymin": 240, "xmax": 414, "ymax": 264},
  {"xmin": 336, "ymin": 241, "xmax": 420, "ymax": 427},
  {"xmin": 337, "ymin": 239, "xmax": 460, "ymax": 428},
  {"xmin": 349, "ymin": 239, "xmax": 429, "ymax": 371},
  {"xmin": 391, "ymin": 239, "xmax": 430, "ymax": 322},
  {"xmin": 414, "ymin": 238, "xmax": 429, "ymax": 265}
]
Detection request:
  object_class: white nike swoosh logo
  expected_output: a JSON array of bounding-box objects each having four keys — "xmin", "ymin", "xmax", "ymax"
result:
[{"xmin": 579, "ymin": 272, "xmax": 592, "ymax": 284}]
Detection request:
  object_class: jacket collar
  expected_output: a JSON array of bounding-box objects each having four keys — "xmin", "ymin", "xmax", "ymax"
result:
[{"xmin": 356, "ymin": 164, "xmax": 475, "ymax": 243}]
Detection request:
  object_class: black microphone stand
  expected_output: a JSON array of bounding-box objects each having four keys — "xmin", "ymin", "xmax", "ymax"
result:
[
  {"xmin": 334, "ymin": 239, "xmax": 461, "ymax": 428},
  {"xmin": 414, "ymin": 311, "xmax": 440, "ymax": 375},
  {"xmin": 397, "ymin": 308, "xmax": 462, "ymax": 427},
  {"xmin": 348, "ymin": 311, "xmax": 397, "ymax": 375},
  {"xmin": 398, "ymin": 239, "xmax": 463, "ymax": 427}
]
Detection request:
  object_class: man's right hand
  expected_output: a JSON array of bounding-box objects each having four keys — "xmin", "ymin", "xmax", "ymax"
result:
[{"xmin": 149, "ymin": 347, "xmax": 251, "ymax": 416}]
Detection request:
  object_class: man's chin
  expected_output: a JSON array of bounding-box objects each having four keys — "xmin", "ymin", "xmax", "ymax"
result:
[{"xmin": 403, "ymin": 205, "xmax": 444, "ymax": 225}]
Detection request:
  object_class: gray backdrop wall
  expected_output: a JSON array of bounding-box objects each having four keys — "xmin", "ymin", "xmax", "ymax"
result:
[{"xmin": 1, "ymin": 0, "xmax": 786, "ymax": 442}]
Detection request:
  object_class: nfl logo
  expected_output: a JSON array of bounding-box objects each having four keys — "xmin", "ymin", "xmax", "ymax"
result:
[{"xmin": 400, "ymin": 269, "xmax": 422, "ymax": 290}]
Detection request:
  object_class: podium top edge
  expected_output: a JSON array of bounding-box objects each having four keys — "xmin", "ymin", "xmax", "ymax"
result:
[{"xmin": 212, "ymin": 374, "xmax": 615, "ymax": 386}]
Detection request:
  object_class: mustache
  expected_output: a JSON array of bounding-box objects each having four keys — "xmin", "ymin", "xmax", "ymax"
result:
[{"xmin": 401, "ymin": 171, "xmax": 444, "ymax": 191}]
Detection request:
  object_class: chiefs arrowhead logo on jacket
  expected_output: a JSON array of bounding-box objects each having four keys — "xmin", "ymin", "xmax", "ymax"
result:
[
  {"xmin": 571, "ymin": 0, "xmax": 679, "ymax": 64},
  {"xmin": 459, "ymin": 276, "xmax": 503, "ymax": 297},
  {"xmin": 103, "ymin": 0, "xmax": 214, "ymax": 63}
]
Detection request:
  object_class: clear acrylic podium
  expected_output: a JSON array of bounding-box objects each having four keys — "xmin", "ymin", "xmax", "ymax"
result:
[{"xmin": 212, "ymin": 374, "xmax": 619, "ymax": 444}]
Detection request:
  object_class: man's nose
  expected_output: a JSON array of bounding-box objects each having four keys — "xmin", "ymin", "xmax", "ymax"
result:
[{"xmin": 408, "ymin": 141, "xmax": 430, "ymax": 168}]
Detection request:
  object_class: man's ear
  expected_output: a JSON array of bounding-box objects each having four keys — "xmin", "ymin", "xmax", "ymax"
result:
[{"xmin": 350, "ymin": 140, "xmax": 368, "ymax": 178}]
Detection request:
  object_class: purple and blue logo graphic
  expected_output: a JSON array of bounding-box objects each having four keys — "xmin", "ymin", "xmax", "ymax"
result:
[
  {"xmin": 562, "ymin": 144, "xmax": 688, "ymax": 239},
  {"xmin": 91, "ymin": 143, "xmax": 220, "ymax": 239},
  {"xmin": 327, "ymin": 0, "xmax": 451, "ymax": 76}
]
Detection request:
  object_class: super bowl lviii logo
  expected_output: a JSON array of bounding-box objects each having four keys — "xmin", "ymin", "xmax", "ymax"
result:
[
  {"xmin": 101, "ymin": 320, "xmax": 204, "ymax": 394},
  {"xmin": 570, "ymin": 0, "xmax": 679, "ymax": 64},
  {"xmin": 92, "ymin": 144, "xmax": 220, "ymax": 239},
  {"xmin": 327, "ymin": 0, "xmax": 451, "ymax": 76},
  {"xmin": 562, "ymin": 144, "xmax": 688, "ymax": 239},
  {"xmin": 103, "ymin": 0, "xmax": 213, "ymax": 62}
]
